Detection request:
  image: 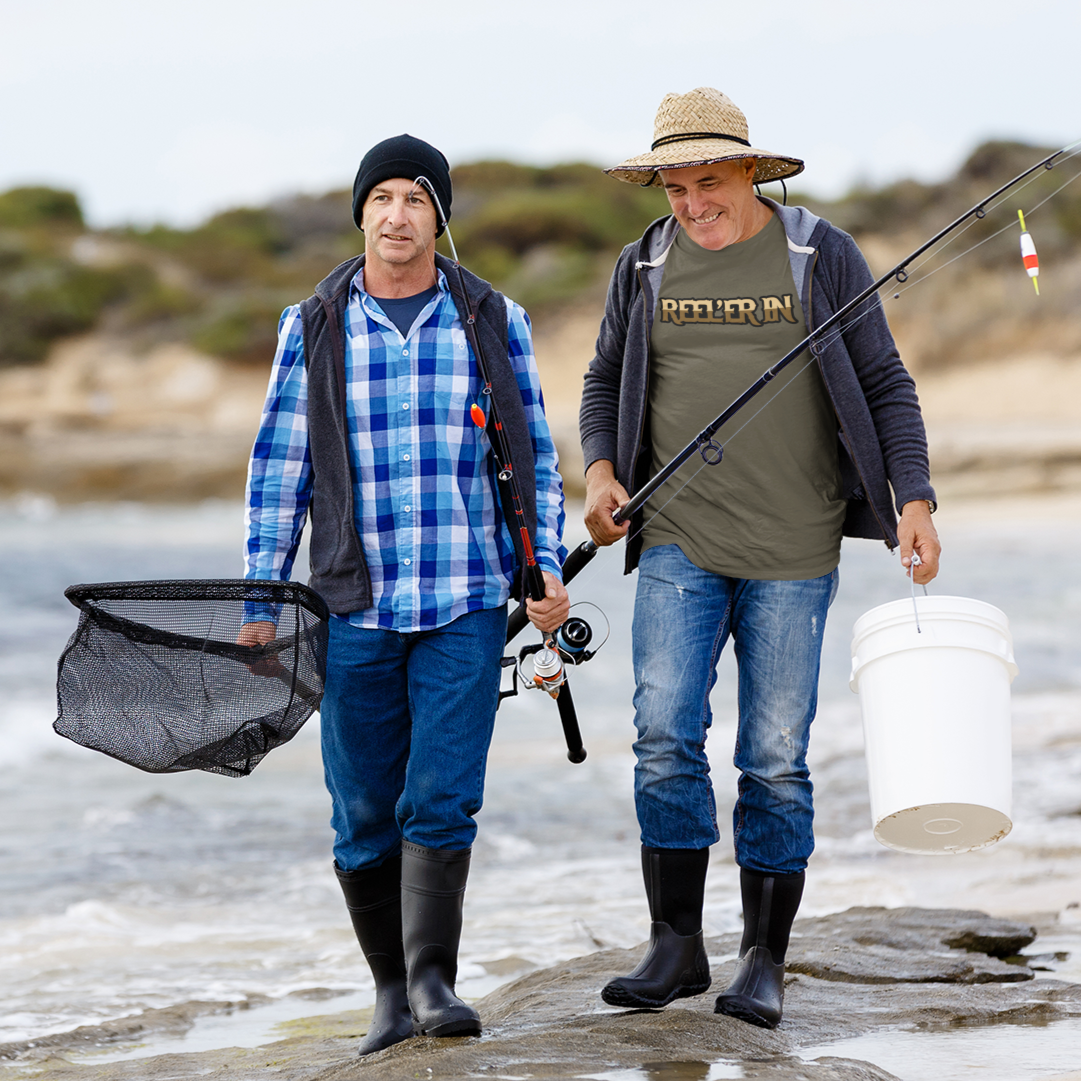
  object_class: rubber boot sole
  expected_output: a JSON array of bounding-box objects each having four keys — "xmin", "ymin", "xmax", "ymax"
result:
[
  {"xmin": 601, "ymin": 977, "xmax": 711, "ymax": 1009},
  {"xmin": 414, "ymin": 1015, "xmax": 482, "ymax": 1038},
  {"xmin": 714, "ymin": 994, "xmax": 779, "ymax": 1029}
]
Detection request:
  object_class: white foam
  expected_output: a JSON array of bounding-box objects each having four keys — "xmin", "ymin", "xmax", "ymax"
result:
[{"xmin": 0, "ymin": 698, "xmax": 84, "ymax": 770}]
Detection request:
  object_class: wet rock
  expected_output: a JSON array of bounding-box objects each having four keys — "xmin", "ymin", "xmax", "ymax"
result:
[
  {"xmin": 786, "ymin": 945, "xmax": 1031, "ymax": 984},
  {"xmin": 940, "ymin": 922, "xmax": 1039, "ymax": 958},
  {"xmin": 794, "ymin": 906, "xmax": 1037, "ymax": 958},
  {"xmin": 4, "ymin": 907, "xmax": 1079, "ymax": 1081}
]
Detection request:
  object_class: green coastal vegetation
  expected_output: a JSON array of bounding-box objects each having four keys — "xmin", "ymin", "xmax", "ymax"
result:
[{"xmin": 1, "ymin": 141, "xmax": 1077, "ymax": 370}]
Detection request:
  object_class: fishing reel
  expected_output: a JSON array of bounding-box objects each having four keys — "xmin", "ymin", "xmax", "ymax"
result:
[
  {"xmin": 497, "ymin": 540, "xmax": 601, "ymax": 764},
  {"xmin": 499, "ymin": 603, "xmax": 609, "ymax": 703}
]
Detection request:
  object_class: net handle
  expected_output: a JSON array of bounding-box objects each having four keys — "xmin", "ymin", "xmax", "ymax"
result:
[
  {"xmin": 77, "ymin": 604, "xmax": 299, "ymax": 664},
  {"xmin": 64, "ymin": 579, "xmax": 330, "ymax": 622}
]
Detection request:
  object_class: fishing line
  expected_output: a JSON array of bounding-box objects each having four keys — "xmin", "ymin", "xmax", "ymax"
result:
[
  {"xmin": 406, "ymin": 179, "xmax": 442, "ymax": 291},
  {"xmin": 891, "ymin": 162, "xmax": 1081, "ymax": 299},
  {"xmin": 892, "ymin": 141, "xmax": 1081, "ymax": 286},
  {"xmin": 410, "ymin": 174, "xmax": 588, "ymax": 762}
]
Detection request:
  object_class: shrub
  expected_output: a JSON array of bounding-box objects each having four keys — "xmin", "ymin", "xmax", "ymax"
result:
[
  {"xmin": 0, "ymin": 187, "xmax": 84, "ymax": 230},
  {"xmin": 192, "ymin": 297, "xmax": 290, "ymax": 364},
  {"xmin": 0, "ymin": 260, "xmax": 129, "ymax": 364}
]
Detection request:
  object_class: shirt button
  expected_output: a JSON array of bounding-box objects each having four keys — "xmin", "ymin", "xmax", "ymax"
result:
[
  {"xmin": 404, "ymin": 505, "xmax": 411, "ymax": 512},
  {"xmin": 403, "ymin": 453, "xmax": 410, "ymax": 461},
  {"xmin": 402, "ymin": 403, "xmax": 409, "ymax": 410},
  {"xmin": 404, "ymin": 558, "xmax": 412, "ymax": 566},
  {"xmin": 402, "ymin": 349, "xmax": 409, "ymax": 356}
]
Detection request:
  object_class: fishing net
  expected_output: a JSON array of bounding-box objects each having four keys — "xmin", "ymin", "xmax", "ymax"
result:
[{"xmin": 55, "ymin": 580, "xmax": 330, "ymax": 777}]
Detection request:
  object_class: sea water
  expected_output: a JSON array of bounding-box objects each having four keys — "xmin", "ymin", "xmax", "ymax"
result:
[{"xmin": 1, "ymin": 495, "xmax": 1080, "ymax": 1064}]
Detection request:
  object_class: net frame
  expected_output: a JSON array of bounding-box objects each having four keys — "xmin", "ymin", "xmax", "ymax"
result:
[{"xmin": 55, "ymin": 579, "xmax": 330, "ymax": 777}]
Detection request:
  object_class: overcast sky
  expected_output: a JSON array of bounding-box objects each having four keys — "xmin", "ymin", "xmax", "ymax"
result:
[{"xmin": 4, "ymin": 0, "xmax": 1078, "ymax": 227}]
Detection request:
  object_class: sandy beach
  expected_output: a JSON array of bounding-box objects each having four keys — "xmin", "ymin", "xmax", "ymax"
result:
[{"xmin": 2, "ymin": 312, "xmax": 1080, "ymax": 504}]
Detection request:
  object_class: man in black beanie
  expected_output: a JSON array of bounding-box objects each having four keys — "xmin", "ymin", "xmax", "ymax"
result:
[{"xmin": 239, "ymin": 134, "xmax": 569, "ymax": 1054}]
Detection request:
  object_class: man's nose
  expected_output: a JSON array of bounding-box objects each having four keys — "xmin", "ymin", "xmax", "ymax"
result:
[
  {"xmin": 387, "ymin": 196, "xmax": 410, "ymax": 225},
  {"xmin": 685, "ymin": 191, "xmax": 710, "ymax": 217}
]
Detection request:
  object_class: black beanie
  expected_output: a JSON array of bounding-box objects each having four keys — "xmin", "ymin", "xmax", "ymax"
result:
[{"xmin": 351, "ymin": 134, "xmax": 452, "ymax": 237}]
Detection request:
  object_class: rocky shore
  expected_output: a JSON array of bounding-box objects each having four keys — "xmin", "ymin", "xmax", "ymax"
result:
[{"xmin": 4, "ymin": 906, "xmax": 1079, "ymax": 1081}]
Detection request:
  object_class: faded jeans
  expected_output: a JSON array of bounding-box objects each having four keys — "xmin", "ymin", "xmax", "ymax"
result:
[
  {"xmin": 320, "ymin": 605, "xmax": 507, "ymax": 872},
  {"xmin": 631, "ymin": 544, "xmax": 838, "ymax": 874}
]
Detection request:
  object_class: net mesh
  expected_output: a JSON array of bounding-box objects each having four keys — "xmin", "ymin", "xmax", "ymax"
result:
[{"xmin": 55, "ymin": 580, "xmax": 330, "ymax": 777}]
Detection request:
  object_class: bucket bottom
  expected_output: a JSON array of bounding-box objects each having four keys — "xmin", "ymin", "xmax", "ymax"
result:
[{"xmin": 873, "ymin": 803, "xmax": 1012, "ymax": 855}]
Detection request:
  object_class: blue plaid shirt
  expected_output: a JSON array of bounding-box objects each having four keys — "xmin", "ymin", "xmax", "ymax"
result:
[{"xmin": 244, "ymin": 265, "xmax": 565, "ymax": 632}]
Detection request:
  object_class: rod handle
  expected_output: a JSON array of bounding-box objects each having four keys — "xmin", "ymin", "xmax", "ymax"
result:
[{"xmin": 556, "ymin": 679, "xmax": 587, "ymax": 763}]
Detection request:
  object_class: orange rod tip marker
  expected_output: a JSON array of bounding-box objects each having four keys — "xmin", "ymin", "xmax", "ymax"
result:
[
  {"xmin": 470, "ymin": 403, "xmax": 486, "ymax": 428},
  {"xmin": 1018, "ymin": 210, "xmax": 1040, "ymax": 295}
]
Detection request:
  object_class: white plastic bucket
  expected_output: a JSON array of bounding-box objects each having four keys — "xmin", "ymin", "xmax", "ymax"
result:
[{"xmin": 849, "ymin": 595, "xmax": 1017, "ymax": 855}]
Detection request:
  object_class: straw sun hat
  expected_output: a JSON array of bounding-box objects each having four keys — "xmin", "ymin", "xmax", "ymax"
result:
[{"xmin": 606, "ymin": 87, "xmax": 804, "ymax": 187}]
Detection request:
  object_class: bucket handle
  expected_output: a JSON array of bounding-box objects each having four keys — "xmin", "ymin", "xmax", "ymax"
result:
[{"xmin": 909, "ymin": 553, "xmax": 929, "ymax": 633}]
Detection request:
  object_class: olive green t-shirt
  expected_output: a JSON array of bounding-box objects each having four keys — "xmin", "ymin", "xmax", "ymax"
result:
[{"xmin": 641, "ymin": 213, "xmax": 845, "ymax": 580}]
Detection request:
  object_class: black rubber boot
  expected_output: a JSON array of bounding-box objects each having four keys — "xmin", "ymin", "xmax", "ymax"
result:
[
  {"xmin": 335, "ymin": 855, "xmax": 414, "ymax": 1056},
  {"xmin": 714, "ymin": 868, "xmax": 805, "ymax": 1029},
  {"xmin": 601, "ymin": 846, "xmax": 712, "ymax": 1008},
  {"xmin": 401, "ymin": 842, "xmax": 481, "ymax": 1038}
]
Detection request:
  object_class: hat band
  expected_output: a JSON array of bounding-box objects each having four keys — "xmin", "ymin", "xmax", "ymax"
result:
[{"xmin": 650, "ymin": 131, "xmax": 752, "ymax": 151}]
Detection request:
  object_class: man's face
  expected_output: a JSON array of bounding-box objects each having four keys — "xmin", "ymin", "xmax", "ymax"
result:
[
  {"xmin": 661, "ymin": 159, "xmax": 760, "ymax": 250},
  {"xmin": 361, "ymin": 177, "xmax": 439, "ymax": 271}
]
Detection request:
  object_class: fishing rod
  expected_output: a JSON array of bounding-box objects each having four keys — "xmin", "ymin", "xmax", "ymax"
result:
[
  {"xmin": 414, "ymin": 176, "xmax": 592, "ymax": 763},
  {"xmin": 614, "ymin": 144, "xmax": 1075, "ymax": 526}
]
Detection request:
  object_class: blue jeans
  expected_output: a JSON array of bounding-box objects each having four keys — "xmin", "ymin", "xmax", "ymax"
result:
[
  {"xmin": 632, "ymin": 544, "xmax": 838, "ymax": 874},
  {"xmin": 320, "ymin": 605, "xmax": 507, "ymax": 872}
]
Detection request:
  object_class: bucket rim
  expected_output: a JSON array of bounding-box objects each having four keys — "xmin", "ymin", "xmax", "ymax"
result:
[
  {"xmin": 852, "ymin": 595, "xmax": 1010, "ymax": 641},
  {"xmin": 849, "ymin": 595, "xmax": 1018, "ymax": 691}
]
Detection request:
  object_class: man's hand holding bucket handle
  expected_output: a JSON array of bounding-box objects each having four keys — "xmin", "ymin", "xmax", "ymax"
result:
[
  {"xmin": 898, "ymin": 500, "xmax": 940, "ymax": 586},
  {"xmin": 584, "ymin": 460, "xmax": 631, "ymax": 547}
]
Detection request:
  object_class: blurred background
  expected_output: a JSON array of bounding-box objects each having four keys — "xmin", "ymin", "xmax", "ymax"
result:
[{"xmin": 1, "ymin": 0, "xmax": 1079, "ymax": 503}]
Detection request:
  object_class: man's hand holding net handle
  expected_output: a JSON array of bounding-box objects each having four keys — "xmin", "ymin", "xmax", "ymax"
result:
[{"xmin": 236, "ymin": 620, "xmax": 315, "ymax": 700}]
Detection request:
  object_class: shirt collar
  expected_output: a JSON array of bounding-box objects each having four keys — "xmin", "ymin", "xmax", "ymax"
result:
[{"xmin": 349, "ymin": 263, "xmax": 449, "ymax": 301}]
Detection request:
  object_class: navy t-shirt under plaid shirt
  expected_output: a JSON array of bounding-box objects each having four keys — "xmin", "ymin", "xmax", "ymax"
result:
[{"xmin": 243, "ymin": 266, "xmax": 566, "ymax": 632}]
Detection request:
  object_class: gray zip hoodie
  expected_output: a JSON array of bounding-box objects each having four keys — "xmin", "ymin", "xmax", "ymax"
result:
[{"xmin": 579, "ymin": 199, "xmax": 937, "ymax": 573}]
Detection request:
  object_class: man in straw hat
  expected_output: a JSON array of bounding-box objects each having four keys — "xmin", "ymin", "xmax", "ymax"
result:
[
  {"xmin": 579, "ymin": 88, "xmax": 940, "ymax": 1028},
  {"xmin": 240, "ymin": 134, "xmax": 569, "ymax": 1053}
]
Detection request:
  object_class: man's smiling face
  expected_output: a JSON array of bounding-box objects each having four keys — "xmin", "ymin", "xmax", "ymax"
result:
[
  {"xmin": 361, "ymin": 177, "xmax": 438, "ymax": 273},
  {"xmin": 661, "ymin": 158, "xmax": 762, "ymax": 250}
]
